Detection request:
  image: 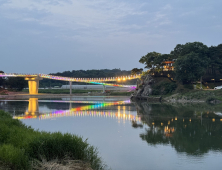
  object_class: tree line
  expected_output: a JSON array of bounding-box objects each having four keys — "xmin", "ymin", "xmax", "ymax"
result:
[
  {"xmin": 138, "ymin": 42, "xmax": 222, "ymax": 84},
  {"xmin": 0, "ymin": 71, "xmax": 26, "ymax": 91},
  {"xmin": 39, "ymin": 69, "xmax": 134, "ymax": 87}
]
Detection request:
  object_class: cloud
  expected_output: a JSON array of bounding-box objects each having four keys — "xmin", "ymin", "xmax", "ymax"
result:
[
  {"xmin": 0, "ymin": 0, "xmax": 222, "ymax": 73},
  {"xmin": 0, "ymin": 0, "xmax": 146, "ymax": 32}
]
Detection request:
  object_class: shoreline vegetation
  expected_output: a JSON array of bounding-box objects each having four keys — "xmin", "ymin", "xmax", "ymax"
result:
[{"xmin": 0, "ymin": 110, "xmax": 107, "ymax": 170}]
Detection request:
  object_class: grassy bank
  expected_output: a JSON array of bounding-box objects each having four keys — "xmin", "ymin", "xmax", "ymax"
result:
[
  {"xmin": 161, "ymin": 89, "xmax": 222, "ymax": 103},
  {"xmin": 175, "ymin": 89, "xmax": 222, "ymax": 101},
  {"xmin": 0, "ymin": 110, "xmax": 106, "ymax": 170}
]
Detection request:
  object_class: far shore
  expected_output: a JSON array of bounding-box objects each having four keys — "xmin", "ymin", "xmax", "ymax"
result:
[
  {"xmin": 1, "ymin": 89, "xmax": 222, "ymax": 105},
  {"xmin": 0, "ymin": 92, "xmax": 131, "ymax": 100}
]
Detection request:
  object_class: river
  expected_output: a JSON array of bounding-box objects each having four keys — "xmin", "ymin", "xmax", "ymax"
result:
[{"xmin": 0, "ymin": 97, "xmax": 222, "ymax": 170}]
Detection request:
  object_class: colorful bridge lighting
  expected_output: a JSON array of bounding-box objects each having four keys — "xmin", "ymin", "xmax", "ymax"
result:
[{"xmin": 13, "ymin": 100, "xmax": 141, "ymax": 123}]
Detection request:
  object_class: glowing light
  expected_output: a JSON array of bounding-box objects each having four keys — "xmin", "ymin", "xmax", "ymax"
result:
[{"xmin": 0, "ymin": 73, "xmax": 140, "ymax": 89}]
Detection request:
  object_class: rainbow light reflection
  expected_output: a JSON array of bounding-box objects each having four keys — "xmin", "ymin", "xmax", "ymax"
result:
[{"xmin": 13, "ymin": 100, "xmax": 141, "ymax": 123}]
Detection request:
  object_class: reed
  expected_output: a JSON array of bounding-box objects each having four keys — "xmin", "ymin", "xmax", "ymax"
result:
[{"xmin": 0, "ymin": 110, "xmax": 106, "ymax": 170}]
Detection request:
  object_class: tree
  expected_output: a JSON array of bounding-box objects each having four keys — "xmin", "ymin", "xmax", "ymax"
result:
[
  {"xmin": 5, "ymin": 77, "xmax": 27, "ymax": 91},
  {"xmin": 131, "ymin": 68, "xmax": 143, "ymax": 75},
  {"xmin": 170, "ymin": 42, "xmax": 209, "ymax": 59},
  {"xmin": 139, "ymin": 52, "xmax": 162, "ymax": 72},
  {"xmin": 174, "ymin": 52, "xmax": 208, "ymax": 84},
  {"xmin": 0, "ymin": 71, "xmax": 5, "ymax": 88},
  {"xmin": 208, "ymin": 44, "xmax": 222, "ymax": 74}
]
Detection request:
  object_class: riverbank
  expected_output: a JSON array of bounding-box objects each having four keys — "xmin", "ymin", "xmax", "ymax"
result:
[
  {"xmin": 0, "ymin": 89, "xmax": 132, "ymax": 99},
  {"xmin": 162, "ymin": 89, "xmax": 222, "ymax": 103},
  {"xmin": 0, "ymin": 110, "xmax": 106, "ymax": 170},
  {"xmin": 2, "ymin": 88, "xmax": 221, "ymax": 104}
]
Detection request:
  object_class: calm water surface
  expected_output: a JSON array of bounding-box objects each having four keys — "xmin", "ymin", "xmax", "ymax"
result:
[{"xmin": 1, "ymin": 97, "xmax": 222, "ymax": 170}]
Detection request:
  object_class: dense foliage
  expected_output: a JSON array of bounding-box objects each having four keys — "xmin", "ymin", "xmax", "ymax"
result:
[
  {"xmin": 139, "ymin": 42, "xmax": 222, "ymax": 84},
  {"xmin": 174, "ymin": 52, "xmax": 208, "ymax": 83},
  {"xmin": 152, "ymin": 82, "xmax": 177, "ymax": 95},
  {"xmin": 0, "ymin": 110, "xmax": 105, "ymax": 170},
  {"xmin": 131, "ymin": 68, "xmax": 143, "ymax": 75},
  {"xmin": 0, "ymin": 71, "xmax": 27, "ymax": 91}
]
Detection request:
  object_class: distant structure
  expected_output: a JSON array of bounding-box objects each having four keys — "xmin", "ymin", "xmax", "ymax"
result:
[
  {"xmin": 61, "ymin": 85, "xmax": 135, "ymax": 91},
  {"xmin": 163, "ymin": 61, "xmax": 175, "ymax": 71}
]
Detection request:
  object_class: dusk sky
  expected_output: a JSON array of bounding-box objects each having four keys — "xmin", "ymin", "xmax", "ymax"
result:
[{"xmin": 1, "ymin": 0, "xmax": 222, "ymax": 74}]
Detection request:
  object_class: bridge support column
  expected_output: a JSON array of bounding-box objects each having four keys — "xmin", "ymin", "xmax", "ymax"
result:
[
  {"xmin": 70, "ymin": 81, "xmax": 72, "ymax": 95},
  {"xmin": 25, "ymin": 76, "xmax": 43, "ymax": 95}
]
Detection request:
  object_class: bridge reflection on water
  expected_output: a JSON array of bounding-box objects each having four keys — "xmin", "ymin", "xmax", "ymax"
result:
[{"xmin": 13, "ymin": 98, "xmax": 141, "ymax": 123}]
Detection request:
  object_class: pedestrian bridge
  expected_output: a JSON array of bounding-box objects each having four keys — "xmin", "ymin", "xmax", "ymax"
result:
[{"xmin": 0, "ymin": 73, "xmax": 140, "ymax": 94}]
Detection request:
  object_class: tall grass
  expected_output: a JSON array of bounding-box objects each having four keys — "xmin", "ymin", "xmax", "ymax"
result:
[{"xmin": 0, "ymin": 110, "xmax": 106, "ymax": 170}]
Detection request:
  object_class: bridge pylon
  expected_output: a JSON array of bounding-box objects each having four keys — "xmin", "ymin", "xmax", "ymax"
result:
[{"xmin": 25, "ymin": 76, "xmax": 43, "ymax": 94}]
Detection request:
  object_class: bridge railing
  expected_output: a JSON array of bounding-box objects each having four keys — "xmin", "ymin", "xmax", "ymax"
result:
[
  {"xmin": 39, "ymin": 74, "xmax": 141, "ymax": 82},
  {"xmin": 0, "ymin": 73, "xmax": 38, "ymax": 77}
]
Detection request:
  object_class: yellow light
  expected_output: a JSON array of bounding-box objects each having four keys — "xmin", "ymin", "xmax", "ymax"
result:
[
  {"xmin": 171, "ymin": 119, "xmax": 173, "ymax": 122},
  {"xmin": 212, "ymin": 118, "xmax": 215, "ymax": 122},
  {"xmin": 152, "ymin": 122, "xmax": 155, "ymax": 125},
  {"xmin": 220, "ymin": 119, "xmax": 222, "ymax": 122},
  {"xmin": 175, "ymin": 117, "xmax": 177, "ymax": 121},
  {"xmin": 211, "ymin": 79, "xmax": 215, "ymax": 80},
  {"xmin": 168, "ymin": 121, "xmax": 170, "ymax": 125},
  {"xmin": 189, "ymin": 119, "xmax": 191, "ymax": 122},
  {"xmin": 161, "ymin": 123, "xmax": 163, "ymax": 126}
]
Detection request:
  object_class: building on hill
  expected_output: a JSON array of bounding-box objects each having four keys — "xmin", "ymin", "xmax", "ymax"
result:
[{"xmin": 163, "ymin": 61, "xmax": 175, "ymax": 71}]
